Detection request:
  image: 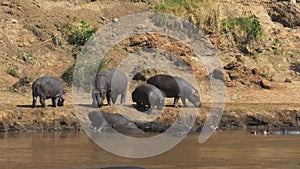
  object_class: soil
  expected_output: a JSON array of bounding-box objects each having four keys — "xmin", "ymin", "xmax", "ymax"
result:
[{"xmin": 0, "ymin": 0, "xmax": 300, "ymax": 132}]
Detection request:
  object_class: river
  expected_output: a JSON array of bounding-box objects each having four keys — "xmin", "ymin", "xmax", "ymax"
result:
[{"xmin": 0, "ymin": 130, "xmax": 299, "ymax": 169}]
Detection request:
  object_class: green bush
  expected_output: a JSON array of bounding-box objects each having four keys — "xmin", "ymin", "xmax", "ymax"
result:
[
  {"xmin": 222, "ymin": 12, "xmax": 263, "ymax": 54},
  {"xmin": 61, "ymin": 16, "xmax": 95, "ymax": 46}
]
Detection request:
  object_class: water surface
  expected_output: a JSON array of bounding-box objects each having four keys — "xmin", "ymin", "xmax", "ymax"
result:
[{"xmin": 0, "ymin": 130, "xmax": 299, "ymax": 169}]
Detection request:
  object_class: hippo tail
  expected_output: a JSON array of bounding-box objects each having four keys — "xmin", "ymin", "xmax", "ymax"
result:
[{"xmin": 32, "ymin": 82, "xmax": 38, "ymax": 98}]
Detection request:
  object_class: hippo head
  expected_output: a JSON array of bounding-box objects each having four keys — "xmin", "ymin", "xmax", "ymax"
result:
[
  {"xmin": 58, "ymin": 93, "xmax": 66, "ymax": 106},
  {"xmin": 157, "ymin": 98, "xmax": 165, "ymax": 110},
  {"xmin": 188, "ymin": 89, "xmax": 201, "ymax": 107},
  {"xmin": 94, "ymin": 87, "xmax": 107, "ymax": 107}
]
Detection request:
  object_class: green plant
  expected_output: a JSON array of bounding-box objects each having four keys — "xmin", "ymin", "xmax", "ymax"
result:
[
  {"xmin": 61, "ymin": 16, "xmax": 96, "ymax": 46},
  {"xmin": 97, "ymin": 58, "xmax": 111, "ymax": 73},
  {"xmin": 6, "ymin": 67, "xmax": 19, "ymax": 78},
  {"xmin": 222, "ymin": 12, "xmax": 263, "ymax": 54},
  {"xmin": 62, "ymin": 63, "xmax": 75, "ymax": 86},
  {"xmin": 20, "ymin": 50, "xmax": 35, "ymax": 64},
  {"xmin": 154, "ymin": 0, "xmax": 189, "ymax": 11}
]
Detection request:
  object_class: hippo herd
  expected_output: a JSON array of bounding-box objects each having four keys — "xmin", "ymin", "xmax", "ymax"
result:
[
  {"xmin": 91, "ymin": 68, "xmax": 201, "ymax": 111},
  {"xmin": 251, "ymin": 127, "xmax": 300, "ymax": 135},
  {"xmin": 30, "ymin": 68, "xmax": 203, "ymax": 135},
  {"xmin": 31, "ymin": 68, "xmax": 201, "ymax": 110}
]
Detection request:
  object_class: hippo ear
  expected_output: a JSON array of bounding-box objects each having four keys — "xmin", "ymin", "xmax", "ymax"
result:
[{"xmin": 192, "ymin": 89, "xmax": 199, "ymax": 97}]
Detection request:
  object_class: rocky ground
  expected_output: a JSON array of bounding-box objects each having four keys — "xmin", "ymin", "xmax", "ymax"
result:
[{"xmin": 0, "ymin": 0, "xmax": 299, "ymax": 132}]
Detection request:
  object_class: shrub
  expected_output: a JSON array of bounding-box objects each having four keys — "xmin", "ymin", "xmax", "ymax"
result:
[
  {"xmin": 222, "ymin": 11, "xmax": 263, "ymax": 54},
  {"xmin": 61, "ymin": 16, "xmax": 96, "ymax": 46}
]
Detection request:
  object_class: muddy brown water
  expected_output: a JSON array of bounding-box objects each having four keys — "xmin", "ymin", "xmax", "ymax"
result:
[{"xmin": 0, "ymin": 130, "xmax": 299, "ymax": 169}]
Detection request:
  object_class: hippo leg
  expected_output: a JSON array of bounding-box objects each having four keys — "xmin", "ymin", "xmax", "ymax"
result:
[
  {"xmin": 173, "ymin": 96, "xmax": 179, "ymax": 108},
  {"xmin": 40, "ymin": 96, "xmax": 46, "ymax": 107},
  {"xmin": 112, "ymin": 96, "xmax": 117, "ymax": 104},
  {"xmin": 52, "ymin": 97, "xmax": 59, "ymax": 107},
  {"xmin": 32, "ymin": 96, "xmax": 37, "ymax": 108},
  {"xmin": 136, "ymin": 102, "xmax": 142, "ymax": 108},
  {"xmin": 181, "ymin": 97, "xmax": 188, "ymax": 107},
  {"xmin": 107, "ymin": 92, "xmax": 112, "ymax": 106},
  {"xmin": 120, "ymin": 91, "xmax": 126, "ymax": 105}
]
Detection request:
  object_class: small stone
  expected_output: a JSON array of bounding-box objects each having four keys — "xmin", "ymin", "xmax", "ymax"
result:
[
  {"xmin": 251, "ymin": 68, "xmax": 259, "ymax": 75},
  {"xmin": 11, "ymin": 19, "xmax": 18, "ymax": 24},
  {"xmin": 285, "ymin": 78, "xmax": 292, "ymax": 83},
  {"xmin": 212, "ymin": 68, "xmax": 226, "ymax": 83},
  {"xmin": 100, "ymin": 16, "xmax": 106, "ymax": 21},
  {"xmin": 260, "ymin": 79, "xmax": 272, "ymax": 89},
  {"xmin": 229, "ymin": 72, "xmax": 240, "ymax": 80},
  {"xmin": 2, "ymin": 1, "xmax": 11, "ymax": 6},
  {"xmin": 112, "ymin": 18, "xmax": 118, "ymax": 23}
]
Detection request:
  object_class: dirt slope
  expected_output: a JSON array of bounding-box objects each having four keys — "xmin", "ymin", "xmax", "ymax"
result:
[{"xmin": 0, "ymin": 0, "xmax": 299, "ymax": 132}]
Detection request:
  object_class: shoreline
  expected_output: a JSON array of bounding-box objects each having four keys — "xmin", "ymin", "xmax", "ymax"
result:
[{"xmin": 1, "ymin": 102, "xmax": 299, "ymax": 133}]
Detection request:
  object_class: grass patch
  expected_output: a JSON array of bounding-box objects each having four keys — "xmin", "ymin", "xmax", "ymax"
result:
[
  {"xmin": 153, "ymin": 0, "xmax": 222, "ymax": 34},
  {"xmin": 60, "ymin": 16, "xmax": 96, "ymax": 46},
  {"xmin": 222, "ymin": 11, "xmax": 264, "ymax": 54},
  {"xmin": 6, "ymin": 67, "xmax": 19, "ymax": 78}
]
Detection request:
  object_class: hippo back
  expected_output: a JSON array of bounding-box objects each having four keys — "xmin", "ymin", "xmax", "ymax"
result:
[
  {"xmin": 32, "ymin": 76, "xmax": 64, "ymax": 98},
  {"xmin": 146, "ymin": 74, "xmax": 180, "ymax": 98}
]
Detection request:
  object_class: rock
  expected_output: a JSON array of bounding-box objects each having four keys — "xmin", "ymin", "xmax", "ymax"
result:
[
  {"xmin": 260, "ymin": 79, "xmax": 272, "ymax": 89},
  {"xmin": 224, "ymin": 61, "xmax": 241, "ymax": 70},
  {"xmin": 229, "ymin": 72, "xmax": 240, "ymax": 80},
  {"xmin": 251, "ymin": 68, "xmax": 259, "ymax": 75},
  {"xmin": 212, "ymin": 68, "xmax": 226, "ymax": 83},
  {"xmin": 267, "ymin": 2, "xmax": 300, "ymax": 28},
  {"xmin": 2, "ymin": 1, "xmax": 11, "ymax": 6},
  {"xmin": 285, "ymin": 78, "xmax": 292, "ymax": 83},
  {"xmin": 112, "ymin": 18, "xmax": 118, "ymax": 23}
]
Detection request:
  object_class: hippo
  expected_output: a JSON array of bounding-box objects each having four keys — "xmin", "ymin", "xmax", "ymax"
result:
[
  {"xmin": 131, "ymin": 83, "xmax": 165, "ymax": 112},
  {"xmin": 88, "ymin": 111, "xmax": 144, "ymax": 135},
  {"xmin": 147, "ymin": 75, "xmax": 201, "ymax": 107},
  {"xmin": 92, "ymin": 69, "xmax": 128, "ymax": 107},
  {"xmin": 101, "ymin": 167, "xmax": 145, "ymax": 169},
  {"xmin": 251, "ymin": 127, "xmax": 300, "ymax": 135},
  {"xmin": 135, "ymin": 121, "xmax": 171, "ymax": 133},
  {"xmin": 32, "ymin": 76, "xmax": 65, "ymax": 108}
]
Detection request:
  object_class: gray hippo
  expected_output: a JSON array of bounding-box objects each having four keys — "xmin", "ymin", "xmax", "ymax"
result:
[
  {"xmin": 92, "ymin": 69, "xmax": 128, "ymax": 107},
  {"xmin": 88, "ymin": 111, "xmax": 144, "ymax": 135},
  {"xmin": 147, "ymin": 75, "xmax": 201, "ymax": 107},
  {"xmin": 135, "ymin": 121, "xmax": 171, "ymax": 133},
  {"xmin": 251, "ymin": 127, "xmax": 300, "ymax": 135},
  {"xmin": 32, "ymin": 76, "xmax": 65, "ymax": 108},
  {"xmin": 132, "ymin": 83, "xmax": 165, "ymax": 112}
]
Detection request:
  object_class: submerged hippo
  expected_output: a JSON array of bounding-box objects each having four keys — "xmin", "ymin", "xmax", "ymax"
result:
[
  {"xmin": 92, "ymin": 69, "xmax": 128, "ymax": 107},
  {"xmin": 251, "ymin": 127, "xmax": 300, "ymax": 135},
  {"xmin": 147, "ymin": 75, "xmax": 201, "ymax": 107},
  {"xmin": 132, "ymin": 83, "xmax": 165, "ymax": 112},
  {"xmin": 32, "ymin": 76, "xmax": 65, "ymax": 108},
  {"xmin": 101, "ymin": 167, "xmax": 145, "ymax": 169},
  {"xmin": 88, "ymin": 111, "xmax": 144, "ymax": 135}
]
